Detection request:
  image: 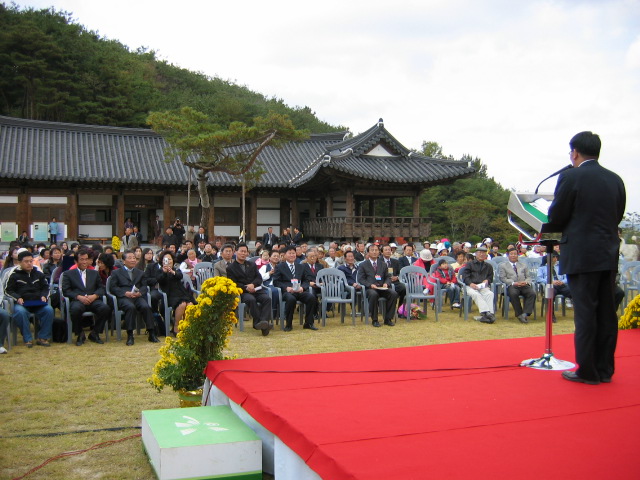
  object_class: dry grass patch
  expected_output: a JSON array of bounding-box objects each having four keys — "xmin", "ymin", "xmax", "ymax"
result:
[{"xmin": 1, "ymin": 309, "xmax": 575, "ymax": 479}]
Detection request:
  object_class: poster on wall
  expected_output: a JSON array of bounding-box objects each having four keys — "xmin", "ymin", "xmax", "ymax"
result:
[
  {"xmin": 33, "ymin": 222, "xmax": 49, "ymax": 242},
  {"xmin": 1, "ymin": 223, "xmax": 17, "ymax": 242}
]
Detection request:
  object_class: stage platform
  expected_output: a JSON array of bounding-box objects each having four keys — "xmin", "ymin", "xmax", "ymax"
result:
[{"xmin": 204, "ymin": 330, "xmax": 640, "ymax": 479}]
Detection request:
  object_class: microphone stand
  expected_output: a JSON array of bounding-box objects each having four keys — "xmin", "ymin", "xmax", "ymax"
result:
[{"xmin": 520, "ymin": 236, "xmax": 575, "ymax": 370}]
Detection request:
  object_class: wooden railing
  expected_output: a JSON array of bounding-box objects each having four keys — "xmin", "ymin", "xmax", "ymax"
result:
[{"xmin": 303, "ymin": 216, "xmax": 431, "ymax": 240}]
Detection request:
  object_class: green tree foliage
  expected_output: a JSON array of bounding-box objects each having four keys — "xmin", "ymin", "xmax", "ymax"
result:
[
  {"xmin": 0, "ymin": 3, "xmax": 342, "ymax": 132},
  {"xmin": 410, "ymin": 141, "xmax": 517, "ymax": 245},
  {"xmin": 148, "ymin": 107, "xmax": 309, "ymax": 230}
]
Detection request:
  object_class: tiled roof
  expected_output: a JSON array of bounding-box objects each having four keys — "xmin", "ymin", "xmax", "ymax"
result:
[{"xmin": 0, "ymin": 115, "xmax": 473, "ymax": 190}]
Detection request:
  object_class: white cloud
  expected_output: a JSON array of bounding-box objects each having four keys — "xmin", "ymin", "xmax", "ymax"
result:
[{"xmin": 15, "ymin": 0, "xmax": 640, "ymax": 215}]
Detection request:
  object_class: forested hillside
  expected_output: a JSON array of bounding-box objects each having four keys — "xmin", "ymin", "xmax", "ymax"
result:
[{"xmin": 0, "ymin": 3, "xmax": 342, "ymax": 132}]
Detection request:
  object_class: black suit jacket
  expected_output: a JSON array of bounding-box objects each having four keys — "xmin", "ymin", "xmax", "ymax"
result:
[
  {"xmin": 227, "ymin": 260, "xmax": 263, "ymax": 293},
  {"xmin": 548, "ymin": 161, "xmax": 625, "ymax": 275},
  {"xmin": 382, "ymin": 256, "xmax": 401, "ymax": 280},
  {"xmin": 109, "ymin": 267, "xmax": 149, "ymax": 297},
  {"xmin": 62, "ymin": 268, "xmax": 105, "ymax": 299},
  {"xmin": 273, "ymin": 262, "xmax": 313, "ymax": 292},
  {"xmin": 358, "ymin": 259, "xmax": 392, "ymax": 288},
  {"xmin": 262, "ymin": 232, "xmax": 278, "ymax": 247},
  {"xmin": 398, "ymin": 256, "xmax": 416, "ymax": 269},
  {"xmin": 194, "ymin": 233, "xmax": 208, "ymax": 246}
]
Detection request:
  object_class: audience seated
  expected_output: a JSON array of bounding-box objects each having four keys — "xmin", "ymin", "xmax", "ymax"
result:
[
  {"xmin": 498, "ymin": 248, "xmax": 536, "ymax": 323},
  {"xmin": 460, "ymin": 246, "xmax": 495, "ymax": 323}
]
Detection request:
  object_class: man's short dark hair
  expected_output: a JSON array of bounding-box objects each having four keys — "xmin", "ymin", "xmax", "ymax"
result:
[
  {"xmin": 18, "ymin": 250, "xmax": 33, "ymax": 261},
  {"xmin": 236, "ymin": 242, "xmax": 248, "ymax": 251},
  {"xmin": 221, "ymin": 243, "xmax": 234, "ymax": 253},
  {"xmin": 285, "ymin": 245, "xmax": 297, "ymax": 253},
  {"xmin": 506, "ymin": 247, "xmax": 518, "ymax": 254},
  {"xmin": 74, "ymin": 248, "xmax": 91, "ymax": 261},
  {"xmin": 122, "ymin": 250, "xmax": 135, "ymax": 261},
  {"xmin": 570, "ymin": 131, "xmax": 601, "ymax": 159}
]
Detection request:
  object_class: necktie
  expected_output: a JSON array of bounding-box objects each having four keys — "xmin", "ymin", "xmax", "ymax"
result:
[
  {"xmin": 513, "ymin": 264, "xmax": 518, "ymax": 275},
  {"xmin": 128, "ymin": 269, "xmax": 133, "ymax": 281},
  {"xmin": 372, "ymin": 261, "xmax": 377, "ymax": 271},
  {"xmin": 386, "ymin": 260, "xmax": 391, "ymax": 268},
  {"xmin": 311, "ymin": 264, "xmax": 315, "ymax": 274},
  {"xmin": 289, "ymin": 263, "xmax": 295, "ymax": 276}
]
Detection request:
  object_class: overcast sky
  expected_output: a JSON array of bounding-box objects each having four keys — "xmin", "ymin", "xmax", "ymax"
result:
[{"xmin": 17, "ymin": 0, "xmax": 640, "ymax": 215}]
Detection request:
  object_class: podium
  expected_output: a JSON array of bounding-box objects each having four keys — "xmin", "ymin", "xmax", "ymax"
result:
[{"xmin": 507, "ymin": 192, "xmax": 575, "ymax": 371}]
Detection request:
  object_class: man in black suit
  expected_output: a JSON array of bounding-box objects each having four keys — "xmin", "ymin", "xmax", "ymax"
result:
[
  {"xmin": 291, "ymin": 227, "xmax": 303, "ymax": 245},
  {"xmin": 227, "ymin": 243, "xmax": 272, "ymax": 336},
  {"xmin": 398, "ymin": 244, "xmax": 417, "ymax": 269},
  {"xmin": 109, "ymin": 250, "xmax": 159, "ymax": 345},
  {"xmin": 548, "ymin": 131, "xmax": 625, "ymax": 385},
  {"xmin": 358, "ymin": 244, "xmax": 399, "ymax": 327},
  {"xmin": 262, "ymin": 227, "xmax": 278, "ymax": 250},
  {"xmin": 62, "ymin": 249, "xmax": 112, "ymax": 346},
  {"xmin": 193, "ymin": 227, "xmax": 208, "ymax": 247},
  {"xmin": 273, "ymin": 245, "xmax": 318, "ymax": 331}
]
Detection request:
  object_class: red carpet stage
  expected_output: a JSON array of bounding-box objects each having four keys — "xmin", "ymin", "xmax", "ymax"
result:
[{"xmin": 204, "ymin": 331, "xmax": 640, "ymax": 479}]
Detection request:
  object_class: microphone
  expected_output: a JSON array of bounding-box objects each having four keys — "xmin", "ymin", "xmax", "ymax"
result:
[{"xmin": 534, "ymin": 164, "xmax": 572, "ymax": 194}]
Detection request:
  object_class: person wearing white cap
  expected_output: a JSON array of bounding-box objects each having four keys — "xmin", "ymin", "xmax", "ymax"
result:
[{"xmin": 460, "ymin": 246, "xmax": 495, "ymax": 323}]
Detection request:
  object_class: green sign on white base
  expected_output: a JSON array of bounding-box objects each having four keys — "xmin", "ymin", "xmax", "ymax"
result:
[{"xmin": 142, "ymin": 406, "xmax": 262, "ymax": 480}]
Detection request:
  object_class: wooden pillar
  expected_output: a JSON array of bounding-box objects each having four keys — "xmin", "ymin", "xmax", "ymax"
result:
[
  {"xmin": 291, "ymin": 197, "xmax": 299, "ymax": 229},
  {"xmin": 66, "ymin": 189, "xmax": 78, "ymax": 240},
  {"xmin": 368, "ymin": 198, "xmax": 375, "ymax": 216},
  {"xmin": 249, "ymin": 192, "xmax": 258, "ymax": 241},
  {"xmin": 326, "ymin": 196, "xmax": 334, "ymax": 217},
  {"xmin": 163, "ymin": 191, "xmax": 171, "ymax": 230},
  {"xmin": 117, "ymin": 191, "xmax": 125, "ymax": 236},
  {"xmin": 17, "ymin": 189, "xmax": 29, "ymax": 239},
  {"xmin": 412, "ymin": 193, "xmax": 420, "ymax": 218},
  {"xmin": 389, "ymin": 197, "xmax": 396, "ymax": 217},
  {"xmin": 309, "ymin": 197, "xmax": 317, "ymax": 219},
  {"xmin": 345, "ymin": 188, "xmax": 354, "ymax": 218}
]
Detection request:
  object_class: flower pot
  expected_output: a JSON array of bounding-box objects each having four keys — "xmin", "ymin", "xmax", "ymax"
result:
[{"xmin": 178, "ymin": 388, "xmax": 203, "ymax": 408}]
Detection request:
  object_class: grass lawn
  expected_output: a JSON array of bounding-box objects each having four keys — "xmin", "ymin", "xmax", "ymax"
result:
[{"xmin": 0, "ymin": 307, "xmax": 576, "ymax": 479}]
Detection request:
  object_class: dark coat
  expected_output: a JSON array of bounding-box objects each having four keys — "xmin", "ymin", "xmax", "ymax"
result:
[{"xmin": 548, "ymin": 161, "xmax": 625, "ymax": 275}]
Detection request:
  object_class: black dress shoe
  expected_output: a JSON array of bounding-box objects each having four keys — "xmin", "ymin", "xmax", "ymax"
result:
[
  {"xmin": 562, "ymin": 371, "xmax": 600, "ymax": 385},
  {"xmin": 303, "ymin": 323, "xmax": 318, "ymax": 331},
  {"xmin": 76, "ymin": 332, "xmax": 86, "ymax": 346},
  {"xmin": 88, "ymin": 332, "xmax": 104, "ymax": 344},
  {"xmin": 148, "ymin": 330, "xmax": 160, "ymax": 343},
  {"xmin": 372, "ymin": 321, "xmax": 381, "ymax": 327},
  {"xmin": 126, "ymin": 334, "xmax": 135, "ymax": 346},
  {"xmin": 283, "ymin": 326, "xmax": 292, "ymax": 332},
  {"xmin": 384, "ymin": 320, "xmax": 395, "ymax": 326},
  {"xmin": 261, "ymin": 324, "xmax": 273, "ymax": 336}
]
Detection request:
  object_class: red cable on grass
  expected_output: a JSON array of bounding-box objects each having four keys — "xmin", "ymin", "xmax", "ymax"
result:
[{"xmin": 11, "ymin": 433, "xmax": 141, "ymax": 480}]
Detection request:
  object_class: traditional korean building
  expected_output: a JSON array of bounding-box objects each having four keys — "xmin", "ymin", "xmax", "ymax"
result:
[{"xmin": 0, "ymin": 115, "xmax": 474, "ymax": 243}]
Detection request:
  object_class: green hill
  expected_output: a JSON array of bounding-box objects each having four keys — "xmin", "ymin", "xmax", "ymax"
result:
[{"xmin": 0, "ymin": 3, "xmax": 343, "ymax": 132}]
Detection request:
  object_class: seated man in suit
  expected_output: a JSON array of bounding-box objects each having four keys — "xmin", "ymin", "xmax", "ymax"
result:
[
  {"xmin": 109, "ymin": 250, "xmax": 158, "ymax": 345},
  {"xmin": 227, "ymin": 243, "xmax": 272, "ymax": 336},
  {"xmin": 339, "ymin": 250, "xmax": 361, "ymax": 291},
  {"xmin": 273, "ymin": 245, "xmax": 318, "ymax": 331},
  {"xmin": 5, "ymin": 250, "xmax": 54, "ymax": 347},
  {"xmin": 498, "ymin": 248, "xmax": 536, "ymax": 323},
  {"xmin": 381, "ymin": 244, "xmax": 405, "ymax": 311},
  {"xmin": 398, "ymin": 244, "xmax": 417, "ymax": 269},
  {"xmin": 358, "ymin": 244, "xmax": 399, "ymax": 327},
  {"xmin": 62, "ymin": 249, "xmax": 112, "ymax": 346},
  {"xmin": 193, "ymin": 227, "xmax": 208, "ymax": 247},
  {"xmin": 259, "ymin": 249, "xmax": 281, "ymax": 319},
  {"xmin": 213, "ymin": 244, "xmax": 234, "ymax": 277},
  {"xmin": 460, "ymin": 246, "xmax": 495, "ymax": 324}
]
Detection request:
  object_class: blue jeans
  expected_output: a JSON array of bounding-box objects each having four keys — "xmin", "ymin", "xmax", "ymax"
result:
[{"xmin": 12, "ymin": 304, "xmax": 54, "ymax": 342}]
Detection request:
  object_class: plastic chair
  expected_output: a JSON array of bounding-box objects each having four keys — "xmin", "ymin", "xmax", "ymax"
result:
[
  {"xmin": 59, "ymin": 271, "xmax": 107, "ymax": 344},
  {"xmin": 316, "ymin": 268, "xmax": 356, "ymax": 326},
  {"xmin": 193, "ymin": 262, "xmax": 215, "ymax": 292},
  {"xmin": 399, "ymin": 266, "xmax": 439, "ymax": 322}
]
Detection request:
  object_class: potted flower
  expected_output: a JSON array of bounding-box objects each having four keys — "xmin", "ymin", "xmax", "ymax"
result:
[
  {"xmin": 148, "ymin": 276, "xmax": 242, "ymax": 406},
  {"xmin": 619, "ymin": 294, "xmax": 640, "ymax": 329}
]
